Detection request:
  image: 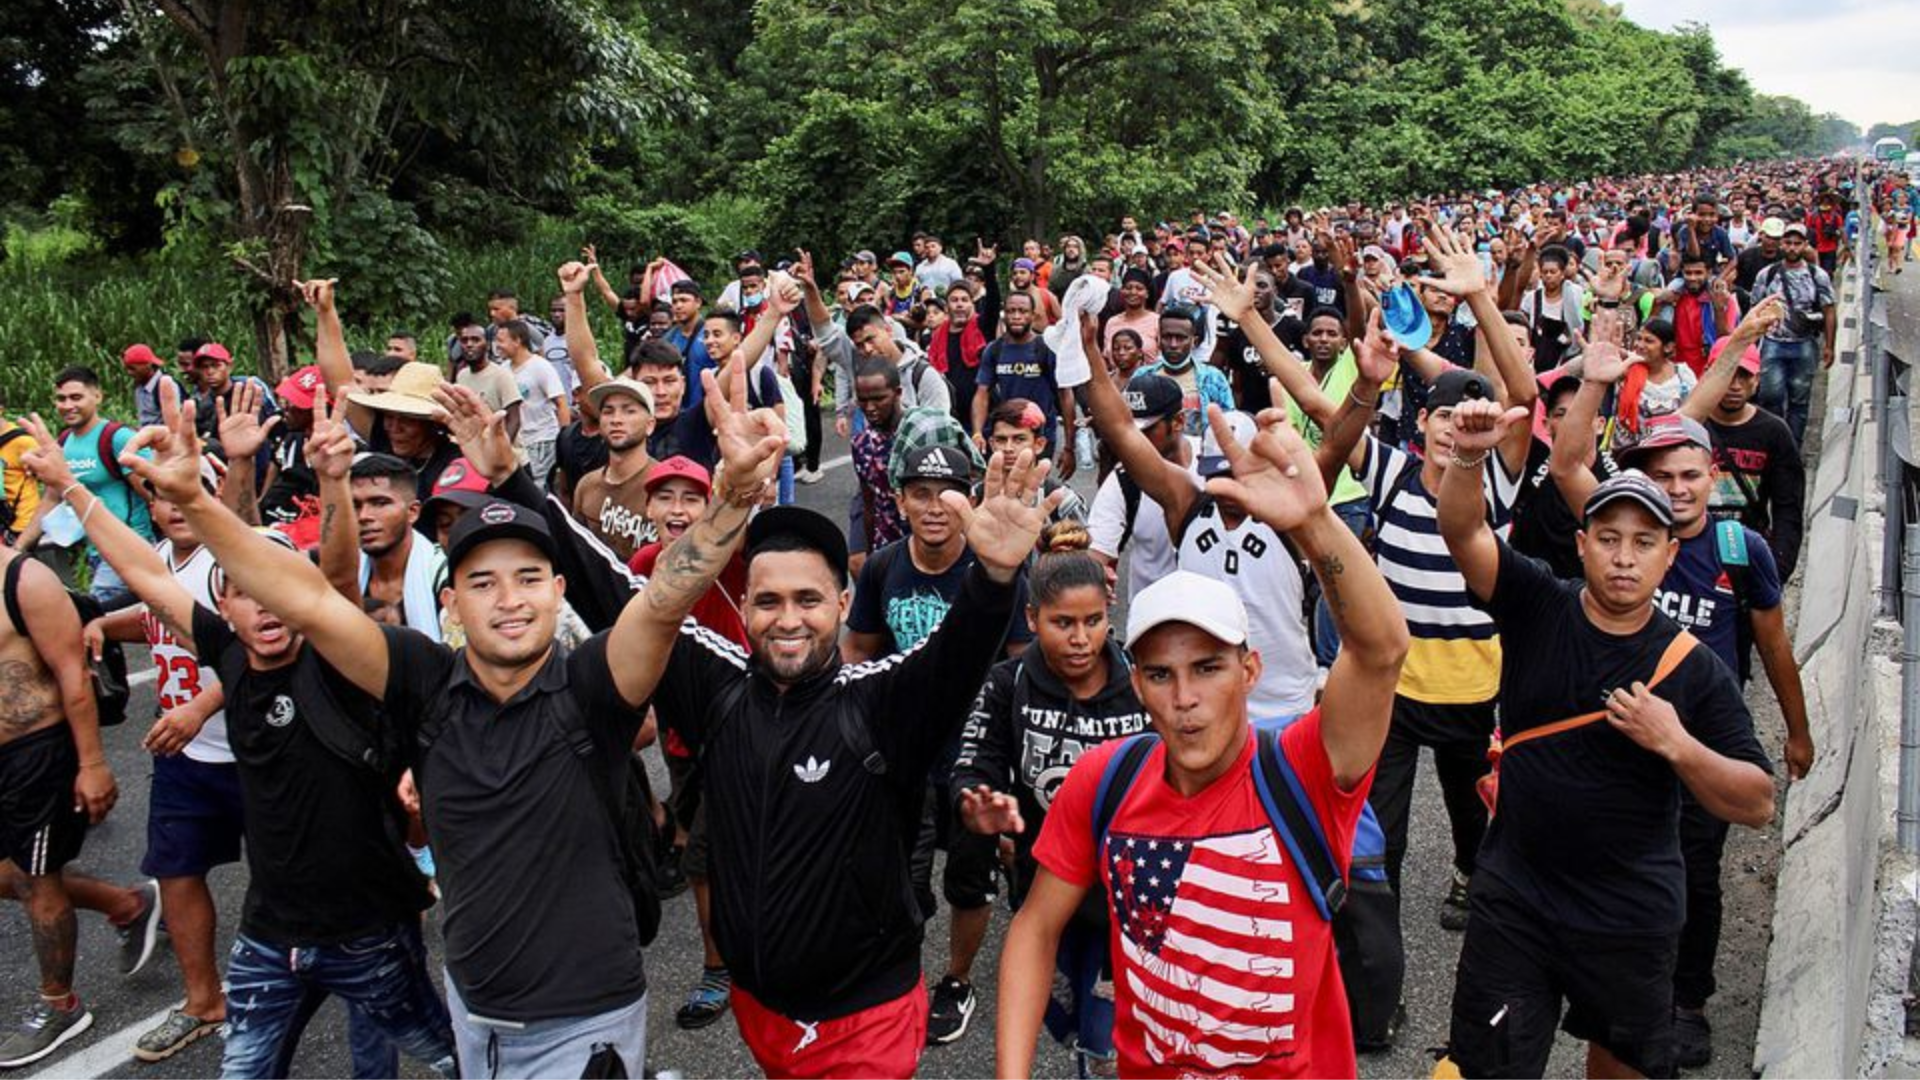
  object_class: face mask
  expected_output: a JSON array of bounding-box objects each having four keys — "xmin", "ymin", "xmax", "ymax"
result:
[{"xmin": 743, "ymin": 292, "xmax": 765, "ymax": 309}]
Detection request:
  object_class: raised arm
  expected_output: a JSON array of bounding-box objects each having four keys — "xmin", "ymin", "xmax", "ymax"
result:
[
  {"xmin": 305, "ymin": 389, "xmax": 362, "ymax": 604},
  {"xmin": 215, "ymin": 380, "xmax": 281, "ymax": 526},
  {"xmin": 585, "ymin": 245, "xmax": 625, "ymax": 310},
  {"xmin": 1682, "ymin": 295, "xmax": 1783, "ymax": 422},
  {"xmin": 119, "ymin": 381, "xmax": 391, "ymax": 696},
  {"xmin": 559, "ymin": 260, "xmax": 611, "ymax": 421},
  {"xmin": 1423, "ymin": 220, "xmax": 1534, "ymax": 476},
  {"xmin": 20, "ymin": 415, "xmax": 197, "ymax": 647},
  {"xmin": 1203, "ymin": 407, "xmax": 1408, "ymax": 788},
  {"xmin": 604, "ymin": 354, "xmax": 788, "ymax": 707},
  {"xmin": 1318, "ymin": 306, "xmax": 1398, "ymax": 488},
  {"xmin": 1193, "ymin": 255, "xmax": 1336, "ymax": 429},
  {"xmin": 1437, "ymin": 398, "xmax": 1532, "ymax": 603},
  {"xmin": 1075, "ymin": 318, "xmax": 1197, "ymax": 518},
  {"xmin": 297, "ymin": 277, "xmax": 372, "ymax": 439}
]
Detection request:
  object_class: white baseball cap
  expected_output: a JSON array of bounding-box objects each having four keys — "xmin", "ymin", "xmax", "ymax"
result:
[{"xmin": 1125, "ymin": 571, "xmax": 1250, "ymax": 651}]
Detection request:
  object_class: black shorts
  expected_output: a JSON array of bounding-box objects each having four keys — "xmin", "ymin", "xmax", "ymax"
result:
[
  {"xmin": 0, "ymin": 725, "xmax": 88, "ymax": 876},
  {"xmin": 665, "ymin": 751, "xmax": 710, "ymax": 879},
  {"xmin": 1448, "ymin": 874, "xmax": 1678, "ymax": 1079},
  {"xmin": 912, "ymin": 788, "xmax": 998, "ymax": 913}
]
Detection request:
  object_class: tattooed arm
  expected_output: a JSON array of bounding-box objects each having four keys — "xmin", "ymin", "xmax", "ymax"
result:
[
  {"xmin": 605, "ymin": 352, "xmax": 789, "ymax": 708},
  {"xmin": 307, "ymin": 409, "xmax": 361, "ymax": 605}
]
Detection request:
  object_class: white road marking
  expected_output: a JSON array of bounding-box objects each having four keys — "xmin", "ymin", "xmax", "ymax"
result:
[
  {"xmin": 129, "ymin": 666, "xmax": 157, "ymax": 688},
  {"xmin": 821, "ymin": 454, "xmax": 851, "ymax": 472}
]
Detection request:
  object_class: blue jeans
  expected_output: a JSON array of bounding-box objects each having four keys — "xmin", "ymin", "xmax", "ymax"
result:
[
  {"xmin": 1313, "ymin": 499, "xmax": 1375, "ymax": 667},
  {"xmin": 221, "ymin": 923, "xmax": 456, "ymax": 1080},
  {"xmin": 85, "ymin": 550, "xmax": 135, "ymax": 612},
  {"xmin": 1043, "ymin": 920, "xmax": 1115, "ymax": 1078},
  {"xmin": 1756, "ymin": 336, "xmax": 1818, "ymax": 445}
]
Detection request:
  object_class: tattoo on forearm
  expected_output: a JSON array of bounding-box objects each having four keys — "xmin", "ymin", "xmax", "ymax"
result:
[
  {"xmin": 644, "ymin": 507, "xmax": 750, "ymax": 617},
  {"xmin": 30, "ymin": 902, "xmax": 77, "ymax": 991},
  {"xmin": 1316, "ymin": 554, "xmax": 1348, "ymax": 617}
]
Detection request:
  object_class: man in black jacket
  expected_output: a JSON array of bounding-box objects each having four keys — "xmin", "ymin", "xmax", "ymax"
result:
[{"xmin": 649, "ymin": 453, "xmax": 1064, "ymax": 1078}]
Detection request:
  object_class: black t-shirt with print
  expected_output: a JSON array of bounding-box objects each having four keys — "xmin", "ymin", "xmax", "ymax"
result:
[
  {"xmin": 1475, "ymin": 543, "xmax": 1772, "ymax": 935},
  {"xmin": 191, "ymin": 606, "xmax": 431, "ymax": 946}
]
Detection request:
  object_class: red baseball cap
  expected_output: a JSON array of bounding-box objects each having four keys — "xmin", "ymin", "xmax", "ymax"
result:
[
  {"xmin": 193, "ymin": 342, "xmax": 232, "ymax": 364},
  {"xmin": 423, "ymin": 458, "xmax": 492, "ymax": 514},
  {"xmin": 121, "ymin": 344, "xmax": 160, "ymax": 367},
  {"xmin": 1708, "ymin": 337, "xmax": 1763, "ymax": 376},
  {"xmin": 276, "ymin": 365, "xmax": 324, "ymax": 409},
  {"xmin": 644, "ymin": 456, "xmax": 712, "ymax": 498}
]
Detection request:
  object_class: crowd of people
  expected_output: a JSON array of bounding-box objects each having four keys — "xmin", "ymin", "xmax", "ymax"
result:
[{"xmin": 0, "ymin": 154, "xmax": 1902, "ymax": 1080}]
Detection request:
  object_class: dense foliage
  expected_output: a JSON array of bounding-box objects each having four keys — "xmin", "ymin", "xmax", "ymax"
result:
[{"xmin": 0, "ymin": 0, "xmax": 1874, "ymax": 390}]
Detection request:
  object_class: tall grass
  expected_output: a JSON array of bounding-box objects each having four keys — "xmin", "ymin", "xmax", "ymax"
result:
[{"xmin": 0, "ymin": 218, "xmax": 631, "ymax": 420}]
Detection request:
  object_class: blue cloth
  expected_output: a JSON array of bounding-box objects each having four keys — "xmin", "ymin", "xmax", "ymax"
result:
[
  {"xmin": 221, "ymin": 923, "xmax": 455, "ymax": 1080},
  {"xmin": 976, "ymin": 338, "xmax": 1063, "ymax": 444},
  {"xmin": 665, "ymin": 325, "xmax": 716, "ymax": 411},
  {"xmin": 1756, "ymin": 337, "xmax": 1818, "ymax": 446}
]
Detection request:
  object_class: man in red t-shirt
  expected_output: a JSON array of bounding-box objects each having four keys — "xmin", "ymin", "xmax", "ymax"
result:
[{"xmin": 990, "ymin": 409, "xmax": 1409, "ymax": 1078}]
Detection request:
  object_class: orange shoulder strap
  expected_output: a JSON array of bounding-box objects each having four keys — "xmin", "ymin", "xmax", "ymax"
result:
[{"xmin": 1501, "ymin": 631, "xmax": 1699, "ymax": 754}]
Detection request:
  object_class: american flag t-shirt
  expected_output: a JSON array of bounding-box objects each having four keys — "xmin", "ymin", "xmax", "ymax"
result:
[{"xmin": 1107, "ymin": 826, "xmax": 1304, "ymax": 1070}]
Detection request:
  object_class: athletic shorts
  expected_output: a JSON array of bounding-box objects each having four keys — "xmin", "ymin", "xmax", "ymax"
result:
[
  {"xmin": 142, "ymin": 753, "xmax": 245, "ymax": 879},
  {"xmin": 913, "ymin": 788, "xmax": 998, "ymax": 913},
  {"xmin": 0, "ymin": 724, "xmax": 88, "ymax": 875},
  {"xmin": 665, "ymin": 751, "xmax": 710, "ymax": 880},
  {"xmin": 733, "ymin": 979, "xmax": 926, "ymax": 1080},
  {"xmin": 1448, "ymin": 874, "xmax": 1679, "ymax": 1079}
]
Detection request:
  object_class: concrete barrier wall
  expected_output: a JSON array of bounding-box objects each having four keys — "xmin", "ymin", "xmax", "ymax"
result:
[{"xmin": 1753, "ymin": 274, "xmax": 1900, "ymax": 1078}]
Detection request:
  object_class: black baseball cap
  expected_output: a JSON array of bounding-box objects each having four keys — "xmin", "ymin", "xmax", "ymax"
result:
[
  {"xmin": 898, "ymin": 445, "xmax": 972, "ymax": 488},
  {"xmin": 1425, "ymin": 368, "xmax": 1496, "ymax": 411},
  {"xmin": 1124, "ymin": 372, "xmax": 1182, "ymax": 429},
  {"xmin": 746, "ymin": 506, "xmax": 850, "ymax": 586},
  {"xmin": 444, "ymin": 500, "xmax": 559, "ymax": 574},
  {"xmin": 1583, "ymin": 470, "xmax": 1675, "ymax": 528}
]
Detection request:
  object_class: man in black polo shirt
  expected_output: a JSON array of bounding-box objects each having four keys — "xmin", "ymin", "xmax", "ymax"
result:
[{"xmin": 122, "ymin": 363, "xmax": 790, "ymax": 1078}]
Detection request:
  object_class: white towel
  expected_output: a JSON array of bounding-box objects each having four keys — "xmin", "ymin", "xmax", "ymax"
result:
[
  {"xmin": 1043, "ymin": 274, "xmax": 1111, "ymax": 389},
  {"xmin": 361, "ymin": 537, "xmax": 447, "ymax": 643}
]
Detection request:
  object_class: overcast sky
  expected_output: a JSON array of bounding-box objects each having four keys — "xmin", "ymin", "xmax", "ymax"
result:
[{"xmin": 1612, "ymin": 0, "xmax": 1917, "ymax": 132}]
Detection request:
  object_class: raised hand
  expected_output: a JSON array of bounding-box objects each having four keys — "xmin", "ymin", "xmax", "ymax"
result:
[
  {"xmin": 118, "ymin": 377, "xmax": 208, "ymax": 506},
  {"xmin": 939, "ymin": 448, "xmax": 1066, "ymax": 578},
  {"xmin": 701, "ymin": 349, "xmax": 788, "ymax": 496},
  {"xmin": 558, "ymin": 260, "xmax": 592, "ymax": 296},
  {"xmin": 765, "ymin": 271, "xmax": 804, "ymax": 317},
  {"xmin": 1593, "ymin": 259, "xmax": 1628, "ymax": 300},
  {"xmin": 430, "ymin": 383, "xmax": 516, "ymax": 484},
  {"xmin": 1581, "ymin": 339, "xmax": 1636, "ymax": 385},
  {"xmin": 975, "ymin": 237, "xmax": 998, "ymax": 264},
  {"xmin": 217, "ymin": 379, "xmax": 282, "ymax": 461},
  {"xmin": 303, "ymin": 386, "xmax": 356, "ymax": 482},
  {"xmin": 1418, "ymin": 221, "xmax": 1488, "ymax": 296},
  {"xmin": 1733, "ymin": 294, "xmax": 1785, "ymax": 343},
  {"xmin": 582, "ymin": 243, "xmax": 600, "ymax": 267},
  {"xmin": 1200, "ymin": 406, "xmax": 1328, "ymax": 535},
  {"xmin": 790, "ymin": 249, "xmax": 818, "ymax": 290},
  {"xmin": 958, "ymin": 784, "xmax": 1025, "ymax": 836},
  {"xmin": 294, "ymin": 278, "xmax": 338, "ymax": 314},
  {"xmin": 1192, "ymin": 254, "xmax": 1257, "ymax": 322},
  {"xmin": 1446, "ymin": 398, "xmax": 1531, "ymax": 456},
  {"xmin": 1352, "ymin": 305, "xmax": 1400, "ymax": 384},
  {"xmin": 19, "ymin": 413, "xmax": 78, "ymax": 492}
]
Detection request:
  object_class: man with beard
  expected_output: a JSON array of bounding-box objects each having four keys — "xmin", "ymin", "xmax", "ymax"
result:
[
  {"xmin": 648, "ymin": 448, "xmax": 1061, "ymax": 1077},
  {"xmin": 569, "ymin": 376, "xmax": 659, "ymax": 564},
  {"xmin": 333, "ymin": 454, "xmax": 445, "ymax": 640},
  {"xmin": 449, "ymin": 317, "xmax": 522, "ymax": 441},
  {"xmin": 121, "ymin": 360, "xmax": 788, "ymax": 1078}
]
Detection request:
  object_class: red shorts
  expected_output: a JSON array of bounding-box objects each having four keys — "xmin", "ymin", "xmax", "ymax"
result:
[{"xmin": 732, "ymin": 979, "xmax": 927, "ymax": 1079}]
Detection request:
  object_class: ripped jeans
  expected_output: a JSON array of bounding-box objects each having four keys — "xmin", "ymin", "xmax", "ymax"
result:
[{"xmin": 220, "ymin": 922, "xmax": 456, "ymax": 1079}]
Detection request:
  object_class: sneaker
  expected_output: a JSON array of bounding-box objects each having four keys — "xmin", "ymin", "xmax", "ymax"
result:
[
  {"xmin": 1440, "ymin": 871, "xmax": 1471, "ymax": 932},
  {"xmin": 0, "ymin": 998, "xmax": 93, "ymax": 1069},
  {"xmin": 132, "ymin": 1009, "xmax": 218, "ymax": 1063},
  {"xmin": 1674, "ymin": 1007, "xmax": 1712, "ymax": 1069},
  {"xmin": 656, "ymin": 845, "xmax": 690, "ymax": 900},
  {"xmin": 675, "ymin": 967, "xmax": 731, "ymax": 1030},
  {"xmin": 797, "ymin": 468, "xmax": 824, "ymax": 485},
  {"xmin": 118, "ymin": 879, "xmax": 164, "ymax": 976},
  {"xmin": 926, "ymin": 975, "xmax": 976, "ymax": 1046}
]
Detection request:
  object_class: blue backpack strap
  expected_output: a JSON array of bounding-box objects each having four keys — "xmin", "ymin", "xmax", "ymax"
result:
[
  {"xmin": 1090, "ymin": 733, "xmax": 1158, "ymax": 856},
  {"xmin": 1250, "ymin": 724, "xmax": 1346, "ymax": 922}
]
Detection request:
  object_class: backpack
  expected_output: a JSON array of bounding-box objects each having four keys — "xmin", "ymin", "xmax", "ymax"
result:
[
  {"xmin": 414, "ymin": 684, "xmax": 668, "ymax": 946},
  {"xmin": 3, "ymin": 555, "xmax": 129, "ymax": 728},
  {"xmin": 57, "ymin": 422, "xmax": 130, "ymax": 487},
  {"xmin": 1092, "ymin": 724, "xmax": 1405, "ymax": 1048},
  {"xmin": 1716, "ymin": 518, "xmax": 1757, "ymax": 683},
  {"xmin": 0, "ymin": 427, "xmax": 34, "ymax": 534},
  {"xmin": 1114, "ymin": 470, "xmax": 1144, "ymax": 554}
]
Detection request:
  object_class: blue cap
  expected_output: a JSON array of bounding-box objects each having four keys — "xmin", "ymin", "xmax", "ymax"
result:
[{"xmin": 1380, "ymin": 283, "xmax": 1433, "ymax": 352}]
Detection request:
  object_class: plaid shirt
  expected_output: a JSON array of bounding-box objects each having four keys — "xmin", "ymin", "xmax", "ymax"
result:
[{"xmin": 852, "ymin": 426, "xmax": 906, "ymax": 550}]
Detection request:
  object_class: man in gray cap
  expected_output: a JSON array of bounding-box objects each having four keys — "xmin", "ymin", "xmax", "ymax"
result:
[{"xmin": 1437, "ymin": 395, "xmax": 1775, "ymax": 1080}]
